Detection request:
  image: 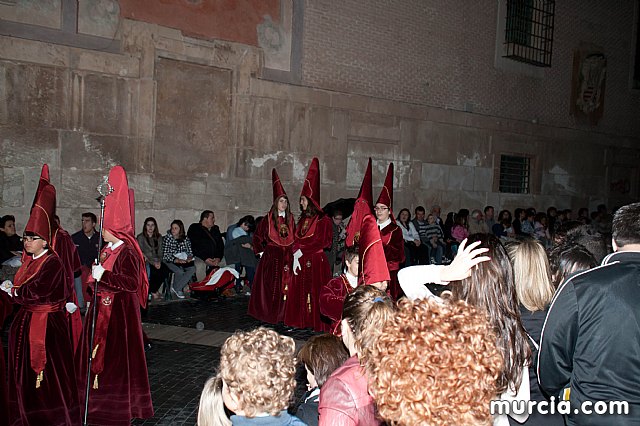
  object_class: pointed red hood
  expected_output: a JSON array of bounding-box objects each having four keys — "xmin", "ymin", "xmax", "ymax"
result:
[
  {"xmin": 301, "ymin": 157, "xmax": 322, "ymax": 212},
  {"xmin": 272, "ymin": 168, "xmax": 287, "ymax": 201},
  {"xmin": 376, "ymin": 163, "xmax": 395, "ymax": 222},
  {"xmin": 25, "ymin": 182, "xmax": 56, "ymax": 245},
  {"xmin": 358, "ymin": 213, "xmax": 390, "ymax": 285},
  {"xmin": 345, "ymin": 158, "xmax": 373, "ymax": 247}
]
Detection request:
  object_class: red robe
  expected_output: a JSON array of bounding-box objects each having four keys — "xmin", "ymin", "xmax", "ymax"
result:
[
  {"xmin": 1, "ymin": 291, "xmax": 13, "ymax": 426},
  {"xmin": 379, "ymin": 222, "xmax": 405, "ymax": 300},
  {"xmin": 284, "ymin": 214, "xmax": 333, "ymax": 331},
  {"xmin": 319, "ymin": 274, "xmax": 357, "ymax": 335},
  {"xmin": 76, "ymin": 243, "xmax": 153, "ymax": 425},
  {"xmin": 248, "ymin": 213, "xmax": 294, "ymax": 324},
  {"xmin": 52, "ymin": 228, "xmax": 83, "ymax": 353},
  {"xmin": 8, "ymin": 251, "xmax": 80, "ymax": 426}
]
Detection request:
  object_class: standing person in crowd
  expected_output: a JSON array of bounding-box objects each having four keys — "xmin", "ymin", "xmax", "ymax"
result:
[
  {"xmin": 538, "ymin": 202, "xmax": 640, "ymax": 426},
  {"xmin": 365, "ymin": 298, "xmax": 503, "ymax": 425},
  {"xmin": 318, "ymin": 285, "xmax": 394, "ymax": 426},
  {"xmin": 137, "ymin": 217, "xmax": 170, "ymax": 302},
  {"xmin": 507, "ymin": 239, "xmax": 564, "ymax": 426},
  {"xmin": 450, "ymin": 209, "xmax": 469, "ymax": 254},
  {"xmin": 295, "ymin": 334, "xmax": 350, "ymax": 426},
  {"xmin": 548, "ymin": 243, "xmax": 597, "ymax": 288},
  {"xmin": 77, "ymin": 166, "xmax": 153, "ymax": 425},
  {"xmin": 484, "ymin": 205, "xmax": 496, "ymax": 230},
  {"xmin": 2, "ymin": 180, "xmax": 80, "ymax": 425},
  {"xmin": 424, "ymin": 213, "xmax": 446, "ymax": 264},
  {"xmin": 72, "ymin": 212, "xmax": 100, "ymax": 309},
  {"xmin": 320, "ymin": 246, "xmax": 360, "ymax": 334},
  {"xmin": 0, "ymin": 214, "xmax": 22, "ymax": 264},
  {"xmin": 188, "ymin": 210, "xmax": 224, "ymax": 282},
  {"xmin": 374, "ymin": 163, "xmax": 404, "ymax": 300},
  {"xmin": 218, "ymin": 328, "xmax": 305, "ymax": 425},
  {"xmin": 326, "ymin": 210, "xmax": 346, "ymax": 277},
  {"xmin": 286, "ymin": 158, "xmax": 333, "ymax": 331},
  {"xmin": 162, "ymin": 220, "xmax": 196, "ymax": 299},
  {"xmin": 396, "ymin": 208, "xmax": 421, "ymax": 266},
  {"xmin": 248, "ymin": 169, "xmax": 295, "ymax": 325},
  {"xmin": 226, "ymin": 215, "xmax": 257, "ymax": 295}
]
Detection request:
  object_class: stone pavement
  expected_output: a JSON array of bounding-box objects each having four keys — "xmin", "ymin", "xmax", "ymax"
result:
[{"xmin": 1, "ymin": 295, "xmax": 317, "ymax": 426}]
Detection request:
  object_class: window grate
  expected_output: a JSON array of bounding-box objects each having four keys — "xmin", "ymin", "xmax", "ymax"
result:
[
  {"xmin": 499, "ymin": 155, "xmax": 530, "ymax": 194},
  {"xmin": 503, "ymin": 0, "xmax": 555, "ymax": 67}
]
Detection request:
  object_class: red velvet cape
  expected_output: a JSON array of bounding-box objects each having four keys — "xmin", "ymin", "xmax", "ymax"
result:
[
  {"xmin": 319, "ymin": 274, "xmax": 357, "ymax": 335},
  {"xmin": 0, "ymin": 291, "xmax": 13, "ymax": 426},
  {"xmin": 379, "ymin": 223, "xmax": 405, "ymax": 301},
  {"xmin": 284, "ymin": 214, "xmax": 333, "ymax": 331},
  {"xmin": 9, "ymin": 251, "xmax": 80, "ymax": 426},
  {"xmin": 76, "ymin": 243, "xmax": 153, "ymax": 425}
]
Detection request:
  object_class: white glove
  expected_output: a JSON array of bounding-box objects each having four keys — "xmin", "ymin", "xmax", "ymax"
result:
[
  {"xmin": 1, "ymin": 280, "xmax": 13, "ymax": 296},
  {"xmin": 92, "ymin": 264, "xmax": 106, "ymax": 281},
  {"xmin": 258, "ymin": 252, "xmax": 264, "ymax": 258},
  {"xmin": 65, "ymin": 302, "xmax": 78, "ymax": 314},
  {"xmin": 293, "ymin": 249, "xmax": 303, "ymax": 276}
]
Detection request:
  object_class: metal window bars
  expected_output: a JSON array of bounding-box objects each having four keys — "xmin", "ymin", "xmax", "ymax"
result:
[
  {"xmin": 499, "ymin": 155, "xmax": 531, "ymax": 194},
  {"xmin": 503, "ymin": 0, "xmax": 555, "ymax": 67}
]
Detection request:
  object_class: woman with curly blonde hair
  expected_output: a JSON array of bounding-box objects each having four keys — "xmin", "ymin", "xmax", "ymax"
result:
[
  {"xmin": 365, "ymin": 298, "xmax": 503, "ymax": 425},
  {"xmin": 217, "ymin": 327, "xmax": 305, "ymax": 425}
]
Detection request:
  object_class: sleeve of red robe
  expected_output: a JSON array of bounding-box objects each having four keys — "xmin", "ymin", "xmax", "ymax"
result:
[
  {"xmin": 97, "ymin": 246, "xmax": 141, "ymax": 293},
  {"xmin": 252, "ymin": 218, "xmax": 269, "ymax": 254},
  {"xmin": 319, "ymin": 276, "xmax": 347, "ymax": 325},
  {"xmin": 13, "ymin": 256, "xmax": 67, "ymax": 304},
  {"xmin": 383, "ymin": 225, "xmax": 405, "ymax": 270},
  {"xmin": 294, "ymin": 215, "xmax": 333, "ymax": 253}
]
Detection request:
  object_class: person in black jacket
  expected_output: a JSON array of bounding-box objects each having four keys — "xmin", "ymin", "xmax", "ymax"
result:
[
  {"xmin": 187, "ymin": 210, "xmax": 224, "ymax": 281},
  {"xmin": 538, "ymin": 202, "xmax": 640, "ymax": 426}
]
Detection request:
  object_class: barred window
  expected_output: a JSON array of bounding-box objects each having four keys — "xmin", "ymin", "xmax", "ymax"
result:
[
  {"xmin": 503, "ymin": 0, "xmax": 555, "ymax": 67},
  {"xmin": 499, "ymin": 155, "xmax": 530, "ymax": 194}
]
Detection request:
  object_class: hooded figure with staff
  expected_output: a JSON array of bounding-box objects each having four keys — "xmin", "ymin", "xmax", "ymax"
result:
[
  {"xmin": 1, "ymin": 177, "xmax": 81, "ymax": 425},
  {"xmin": 76, "ymin": 165, "xmax": 153, "ymax": 425}
]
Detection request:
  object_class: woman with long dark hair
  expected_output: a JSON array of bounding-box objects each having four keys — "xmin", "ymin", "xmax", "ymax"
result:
[
  {"xmin": 396, "ymin": 208, "xmax": 421, "ymax": 266},
  {"xmin": 247, "ymin": 169, "xmax": 295, "ymax": 325},
  {"xmin": 137, "ymin": 217, "xmax": 169, "ymax": 301},
  {"xmin": 162, "ymin": 219, "xmax": 196, "ymax": 299}
]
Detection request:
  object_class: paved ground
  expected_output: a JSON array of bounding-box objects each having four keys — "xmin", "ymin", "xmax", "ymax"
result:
[{"xmin": 2, "ymin": 294, "xmax": 317, "ymax": 425}]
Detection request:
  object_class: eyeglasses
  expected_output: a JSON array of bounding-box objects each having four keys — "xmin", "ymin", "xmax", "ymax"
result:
[
  {"xmin": 374, "ymin": 207, "xmax": 389, "ymax": 211},
  {"xmin": 22, "ymin": 236, "xmax": 43, "ymax": 242}
]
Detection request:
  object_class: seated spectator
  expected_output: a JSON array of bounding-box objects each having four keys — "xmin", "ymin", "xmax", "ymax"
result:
[
  {"xmin": 534, "ymin": 212, "xmax": 551, "ymax": 248},
  {"xmin": 226, "ymin": 215, "xmax": 257, "ymax": 294},
  {"xmin": 197, "ymin": 375, "xmax": 231, "ymax": 426},
  {"xmin": 424, "ymin": 213, "xmax": 445, "ymax": 264},
  {"xmin": 0, "ymin": 214, "xmax": 22, "ymax": 264},
  {"xmin": 137, "ymin": 217, "xmax": 170, "ymax": 301},
  {"xmin": 188, "ymin": 210, "xmax": 224, "ymax": 282},
  {"xmin": 492, "ymin": 210, "xmax": 515, "ymax": 239},
  {"xmin": 162, "ymin": 220, "xmax": 196, "ymax": 299},
  {"xmin": 520, "ymin": 209, "xmax": 536, "ymax": 236},
  {"xmin": 218, "ymin": 327, "xmax": 305, "ymax": 425},
  {"xmin": 326, "ymin": 210, "xmax": 347, "ymax": 277},
  {"xmin": 296, "ymin": 334, "xmax": 349, "ymax": 426},
  {"xmin": 319, "ymin": 246, "xmax": 360, "ymax": 334},
  {"xmin": 468, "ymin": 209, "xmax": 489, "ymax": 234},
  {"xmin": 513, "ymin": 208, "xmax": 525, "ymax": 235},
  {"xmin": 397, "ymin": 208, "xmax": 422, "ymax": 266},
  {"xmin": 450, "ymin": 209, "xmax": 469, "ymax": 254},
  {"xmin": 365, "ymin": 298, "xmax": 503, "ymax": 425},
  {"xmin": 318, "ymin": 285, "xmax": 394, "ymax": 426},
  {"xmin": 484, "ymin": 205, "xmax": 496, "ymax": 230}
]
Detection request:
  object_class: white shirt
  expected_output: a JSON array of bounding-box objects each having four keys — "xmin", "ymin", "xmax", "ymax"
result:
[
  {"xmin": 107, "ymin": 240, "xmax": 124, "ymax": 251},
  {"xmin": 377, "ymin": 218, "xmax": 392, "ymax": 230},
  {"xmin": 278, "ymin": 210, "xmax": 286, "ymax": 218},
  {"xmin": 33, "ymin": 249, "xmax": 49, "ymax": 260},
  {"xmin": 345, "ymin": 270, "xmax": 358, "ymax": 288},
  {"xmin": 399, "ymin": 222, "xmax": 420, "ymax": 242}
]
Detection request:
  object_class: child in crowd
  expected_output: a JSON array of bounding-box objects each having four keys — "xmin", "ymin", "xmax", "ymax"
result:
[
  {"xmin": 295, "ymin": 334, "xmax": 349, "ymax": 426},
  {"xmin": 202, "ymin": 327, "xmax": 305, "ymax": 425},
  {"xmin": 319, "ymin": 246, "xmax": 360, "ymax": 334},
  {"xmin": 318, "ymin": 285, "xmax": 394, "ymax": 425},
  {"xmin": 364, "ymin": 297, "xmax": 503, "ymax": 425},
  {"xmin": 198, "ymin": 375, "xmax": 231, "ymax": 426}
]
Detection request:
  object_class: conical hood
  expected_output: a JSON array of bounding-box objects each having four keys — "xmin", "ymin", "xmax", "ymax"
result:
[
  {"xmin": 25, "ymin": 182, "xmax": 56, "ymax": 245},
  {"xmin": 358, "ymin": 158, "xmax": 373, "ymax": 206},
  {"xmin": 272, "ymin": 168, "xmax": 287, "ymax": 201},
  {"xmin": 103, "ymin": 166, "xmax": 134, "ymax": 238},
  {"xmin": 345, "ymin": 158, "xmax": 374, "ymax": 247},
  {"xmin": 300, "ymin": 157, "xmax": 322, "ymax": 212},
  {"xmin": 376, "ymin": 162, "xmax": 394, "ymax": 210},
  {"xmin": 358, "ymin": 213, "xmax": 390, "ymax": 285}
]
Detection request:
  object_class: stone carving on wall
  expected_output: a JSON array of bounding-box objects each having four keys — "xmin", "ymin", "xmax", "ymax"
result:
[
  {"xmin": 257, "ymin": 0, "xmax": 293, "ymax": 72},
  {"xmin": 570, "ymin": 47, "xmax": 607, "ymax": 125}
]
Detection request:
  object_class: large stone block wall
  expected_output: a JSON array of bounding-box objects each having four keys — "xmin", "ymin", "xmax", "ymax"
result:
[
  {"xmin": 1, "ymin": 16, "xmax": 639, "ymax": 236},
  {"xmin": 302, "ymin": 0, "xmax": 640, "ymax": 137}
]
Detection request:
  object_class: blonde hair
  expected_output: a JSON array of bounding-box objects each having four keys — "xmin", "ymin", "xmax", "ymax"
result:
[
  {"xmin": 507, "ymin": 239, "xmax": 554, "ymax": 312},
  {"xmin": 365, "ymin": 298, "xmax": 502, "ymax": 426},
  {"xmin": 197, "ymin": 375, "xmax": 231, "ymax": 426},
  {"xmin": 219, "ymin": 327, "xmax": 296, "ymax": 417}
]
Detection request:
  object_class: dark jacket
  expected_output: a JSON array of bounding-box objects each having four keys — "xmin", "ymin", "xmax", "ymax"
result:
[
  {"xmin": 538, "ymin": 251, "xmax": 640, "ymax": 425},
  {"xmin": 295, "ymin": 388, "xmax": 319, "ymax": 426},
  {"xmin": 187, "ymin": 223, "xmax": 224, "ymax": 261}
]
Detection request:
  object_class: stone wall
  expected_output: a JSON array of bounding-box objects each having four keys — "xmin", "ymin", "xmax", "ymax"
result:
[{"xmin": 1, "ymin": 4, "xmax": 639, "ymax": 235}]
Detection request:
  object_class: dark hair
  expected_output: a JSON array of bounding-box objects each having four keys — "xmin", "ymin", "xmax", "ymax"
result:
[
  {"xmin": 270, "ymin": 196, "xmax": 292, "ymax": 235},
  {"xmin": 332, "ymin": 209, "xmax": 343, "ymax": 218},
  {"xmin": 142, "ymin": 217, "xmax": 161, "ymax": 246},
  {"xmin": 170, "ymin": 219, "xmax": 186, "ymax": 240},
  {"xmin": 82, "ymin": 212, "xmax": 97, "ymax": 223},
  {"xmin": 0, "ymin": 215, "xmax": 16, "ymax": 228},
  {"xmin": 414, "ymin": 206, "xmax": 426, "ymax": 215},
  {"xmin": 343, "ymin": 286, "xmax": 394, "ymax": 355},
  {"xmin": 497, "ymin": 210, "xmax": 512, "ymax": 223},
  {"xmin": 298, "ymin": 334, "xmax": 349, "ymax": 388},
  {"xmin": 454, "ymin": 209, "xmax": 469, "ymax": 227},
  {"xmin": 200, "ymin": 210, "xmax": 214, "ymax": 223},
  {"xmin": 484, "ymin": 205, "xmax": 494, "ymax": 214},
  {"xmin": 612, "ymin": 202, "xmax": 640, "ymax": 247},
  {"xmin": 236, "ymin": 215, "xmax": 256, "ymax": 233},
  {"xmin": 344, "ymin": 245, "xmax": 359, "ymax": 264},
  {"xmin": 300, "ymin": 196, "xmax": 320, "ymax": 219},
  {"xmin": 397, "ymin": 208, "xmax": 411, "ymax": 229},
  {"xmin": 549, "ymin": 243, "xmax": 597, "ymax": 288},
  {"xmin": 450, "ymin": 233, "xmax": 531, "ymax": 393},
  {"xmin": 534, "ymin": 212, "xmax": 547, "ymax": 223}
]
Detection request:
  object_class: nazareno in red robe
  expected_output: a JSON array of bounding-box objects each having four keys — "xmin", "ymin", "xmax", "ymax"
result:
[
  {"xmin": 0, "ymin": 290, "xmax": 13, "ymax": 426},
  {"xmin": 8, "ymin": 251, "xmax": 81, "ymax": 426},
  {"xmin": 319, "ymin": 274, "xmax": 357, "ymax": 335},
  {"xmin": 248, "ymin": 212, "xmax": 295, "ymax": 324},
  {"xmin": 284, "ymin": 213, "xmax": 333, "ymax": 331},
  {"xmin": 76, "ymin": 242, "xmax": 153, "ymax": 425},
  {"xmin": 379, "ymin": 222, "xmax": 405, "ymax": 301}
]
